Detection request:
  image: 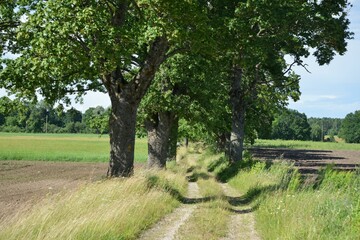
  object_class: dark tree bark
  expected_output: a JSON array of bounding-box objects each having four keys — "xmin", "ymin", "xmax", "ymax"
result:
[
  {"xmin": 104, "ymin": 36, "xmax": 169, "ymax": 177},
  {"xmin": 229, "ymin": 65, "xmax": 246, "ymax": 163},
  {"xmin": 108, "ymin": 96, "xmax": 137, "ymax": 176},
  {"xmin": 167, "ymin": 115, "xmax": 179, "ymax": 161},
  {"xmin": 146, "ymin": 111, "xmax": 175, "ymax": 169},
  {"xmin": 216, "ymin": 132, "xmax": 230, "ymax": 155}
]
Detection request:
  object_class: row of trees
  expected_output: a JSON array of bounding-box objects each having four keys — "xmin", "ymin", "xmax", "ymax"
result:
[
  {"xmin": 0, "ymin": 97, "xmax": 110, "ymax": 134},
  {"xmin": 2, "ymin": 95, "xmax": 358, "ymax": 145},
  {"xmin": 263, "ymin": 108, "xmax": 360, "ymax": 144},
  {"xmin": 263, "ymin": 108, "xmax": 343, "ymax": 142},
  {"xmin": 0, "ymin": 0, "xmax": 353, "ymax": 176}
]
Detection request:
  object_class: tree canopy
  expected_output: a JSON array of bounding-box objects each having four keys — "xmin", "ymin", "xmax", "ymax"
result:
[
  {"xmin": 339, "ymin": 110, "xmax": 360, "ymax": 143},
  {"xmin": 272, "ymin": 109, "xmax": 311, "ymax": 141},
  {"xmin": 0, "ymin": 0, "xmax": 354, "ymax": 174}
]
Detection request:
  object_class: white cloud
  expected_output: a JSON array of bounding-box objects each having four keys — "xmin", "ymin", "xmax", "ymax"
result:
[{"xmin": 293, "ymin": 95, "xmax": 339, "ymax": 104}]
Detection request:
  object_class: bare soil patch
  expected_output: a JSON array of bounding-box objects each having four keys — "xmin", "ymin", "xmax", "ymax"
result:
[
  {"xmin": 250, "ymin": 148, "xmax": 360, "ymax": 174},
  {"xmin": 0, "ymin": 160, "xmax": 109, "ymax": 221}
]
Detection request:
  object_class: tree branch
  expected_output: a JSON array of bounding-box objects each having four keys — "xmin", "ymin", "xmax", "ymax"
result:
[
  {"xmin": 164, "ymin": 46, "xmax": 189, "ymax": 60},
  {"xmin": 283, "ymin": 59, "xmax": 312, "ymax": 75},
  {"xmin": 68, "ymin": 34, "xmax": 91, "ymax": 54}
]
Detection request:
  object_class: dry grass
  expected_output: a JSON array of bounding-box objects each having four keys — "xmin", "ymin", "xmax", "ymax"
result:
[{"xmin": 0, "ymin": 170, "xmax": 187, "ymax": 240}]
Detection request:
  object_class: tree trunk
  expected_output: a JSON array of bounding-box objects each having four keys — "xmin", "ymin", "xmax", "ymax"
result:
[
  {"xmin": 108, "ymin": 96, "xmax": 137, "ymax": 177},
  {"xmin": 229, "ymin": 65, "xmax": 246, "ymax": 163},
  {"xmin": 103, "ymin": 36, "xmax": 169, "ymax": 177},
  {"xmin": 146, "ymin": 112, "xmax": 173, "ymax": 169},
  {"xmin": 167, "ymin": 115, "xmax": 179, "ymax": 161}
]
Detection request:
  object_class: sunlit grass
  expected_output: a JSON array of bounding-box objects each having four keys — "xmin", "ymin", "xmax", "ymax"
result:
[
  {"xmin": 204, "ymin": 150, "xmax": 360, "ymax": 239},
  {"xmin": 0, "ymin": 169, "xmax": 187, "ymax": 240},
  {"xmin": 0, "ymin": 133, "xmax": 147, "ymax": 162},
  {"xmin": 253, "ymin": 139, "xmax": 360, "ymax": 151}
]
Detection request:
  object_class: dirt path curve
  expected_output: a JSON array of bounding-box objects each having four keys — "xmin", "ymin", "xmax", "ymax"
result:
[
  {"xmin": 138, "ymin": 182, "xmax": 201, "ymax": 240},
  {"xmin": 220, "ymin": 183, "xmax": 261, "ymax": 240}
]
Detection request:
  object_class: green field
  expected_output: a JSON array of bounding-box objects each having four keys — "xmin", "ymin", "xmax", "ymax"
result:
[
  {"xmin": 0, "ymin": 133, "xmax": 148, "ymax": 162},
  {"xmin": 253, "ymin": 139, "xmax": 360, "ymax": 151}
]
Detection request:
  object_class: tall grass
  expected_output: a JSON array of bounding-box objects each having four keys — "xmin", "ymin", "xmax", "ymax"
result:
[
  {"xmin": 253, "ymin": 139, "xmax": 360, "ymax": 151},
  {"xmin": 0, "ymin": 133, "xmax": 147, "ymax": 162},
  {"xmin": 0, "ymin": 169, "xmax": 187, "ymax": 240},
  {"xmin": 205, "ymin": 150, "xmax": 360, "ymax": 239},
  {"xmin": 213, "ymin": 156, "xmax": 360, "ymax": 239},
  {"xmin": 256, "ymin": 168, "xmax": 360, "ymax": 239}
]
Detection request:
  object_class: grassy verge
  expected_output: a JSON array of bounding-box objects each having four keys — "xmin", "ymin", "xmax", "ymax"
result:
[
  {"xmin": 256, "ymin": 169, "xmax": 360, "ymax": 239},
  {"xmin": 0, "ymin": 169, "xmax": 187, "ymax": 240},
  {"xmin": 253, "ymin": 139, "xmax": 360, "ymax": 151},
  {"xmin": 208, "ymin": 152, "xmax": 360, "ymax": 239},
  {"xmin": 0, "ymin": 133, "xmax": 147, "ymax": 162}
]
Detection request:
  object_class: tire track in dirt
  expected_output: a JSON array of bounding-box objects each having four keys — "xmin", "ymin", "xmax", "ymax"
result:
[
  {"xmin": 220, "ymin": 183, "xmax": 261, "ymax": 240},
  {"xmin": 138, "ymin": 182, "xmax": 201, "ymax": 240}
]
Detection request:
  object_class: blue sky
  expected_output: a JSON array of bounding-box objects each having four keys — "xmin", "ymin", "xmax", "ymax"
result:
[
  {"xmin": 1, "ymin": 1, "xmax": 360, "ymax": 118},
  {"xmin": 288, "ymin": 0, "xmax": 360, "ymax": 118}
]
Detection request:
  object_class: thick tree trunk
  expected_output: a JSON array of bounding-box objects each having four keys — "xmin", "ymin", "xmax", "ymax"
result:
[
  {"xmin": 103, "ymin": 36, "xmax": 168, "ymax": 177},
  {"xmin": 108, "ymin": 97, "xmax": 137, "ymax": 177},
  {"xmin": 229, "ymin": 66, "xmax": 246, "ymax": 163},
  {"xmin": 229, "ymin": 106, "xmax": 246, "ymax": 163},
  {"xmin": 146, "ymin": 112, "xmax": 174, "ymax": 169},
  {"xmin": 167, "ymin": 115, "xmax": 179, "ymax": 161}
]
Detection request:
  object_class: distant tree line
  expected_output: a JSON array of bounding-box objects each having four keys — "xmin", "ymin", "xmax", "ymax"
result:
[
  {"xmin": 260, "ymin": 108, "xmax": 360, "ymax": 144},
  {"xmin": 2, "ymin": 96, "xmax": 359, "ymax": 145},
  {"xmin": 0, "ymin": 96, "xmax": 110, "ymax": 134}
]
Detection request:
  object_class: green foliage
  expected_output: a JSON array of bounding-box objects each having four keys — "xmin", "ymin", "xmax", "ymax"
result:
[
  {"xmin": 83, "ymin": 106, "xmax": 110, "ymax": 134},
  {"xmin": 310, "ymin": 123, "xmax": 322, "ymax": 141},
  {"xmin": 271, "ymin": 108, "xmax": 311, "ymax": 141},
  {"xmin": 308, "ymin": 117, "xmax": 343, "ymax": 142},
  {"xmin": 138, "ymin": 53, "xmax": 230, "ymax": 145},
  {"xmin": 0, "ymin": 0, "xmax": 211, "ymax": 102},
  {"xmin": 339, "ymin": 110, "xmax": 360, "ymax": 143},
  {"xmin": 0, "ymin": 97, "xmax": 112, "ymax": 133}
]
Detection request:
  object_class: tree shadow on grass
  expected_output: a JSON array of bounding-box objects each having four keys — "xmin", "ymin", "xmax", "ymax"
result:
[
  {"xmin": 146, "ymin": 174, "xmax": 217, "ymax": 204},
  {"xmin": 223, "ymin": 185, "xmax": 277, "ymax": 214},
  {"xmin": 215, "ymin": 158, "xmax": 272, "ymax": 183}
]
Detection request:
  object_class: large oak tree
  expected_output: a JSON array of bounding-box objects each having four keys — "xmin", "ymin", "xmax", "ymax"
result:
[{"xmin": 0, "ymin": 0, "xmax": 209, "ymax": 176}]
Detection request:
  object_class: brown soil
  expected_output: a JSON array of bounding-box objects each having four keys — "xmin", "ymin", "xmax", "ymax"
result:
[
  {"xmin": 0, "ymin": 160, "xmax": 109, "ymax": 221},
  {"xmin": 250, "ymin": 148, "xmax": 360, "ymax": 174}
]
